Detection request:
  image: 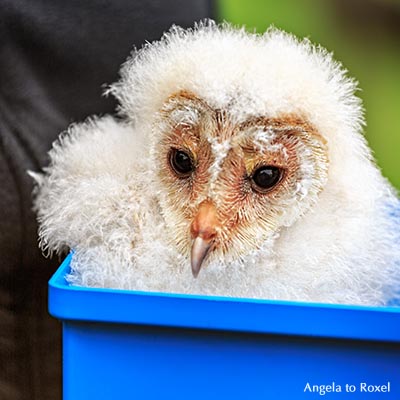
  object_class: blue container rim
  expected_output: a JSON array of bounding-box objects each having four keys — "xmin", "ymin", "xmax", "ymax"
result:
[{"xmin": 49, "ymin": 253, "xmax": 400, "ymax": 343}]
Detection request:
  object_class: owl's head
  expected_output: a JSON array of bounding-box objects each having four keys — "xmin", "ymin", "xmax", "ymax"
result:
[{"xmin": 109, "ymin": 21, "xmax": 369, "ymax": 277}]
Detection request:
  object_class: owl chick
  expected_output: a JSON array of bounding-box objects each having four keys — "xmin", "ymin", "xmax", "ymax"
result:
[{"xmin": 32, "ymin": 21, "xmax": 400, "ymax": 305}]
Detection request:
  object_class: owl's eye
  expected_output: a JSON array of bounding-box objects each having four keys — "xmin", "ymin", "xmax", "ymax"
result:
[
  {"xmin": 251, "ymin": 166, "xmax": 282, "ymax": 193},
  {"xmin": 169, "ymin": 149, "xmax": 194, "ymax": 177}
]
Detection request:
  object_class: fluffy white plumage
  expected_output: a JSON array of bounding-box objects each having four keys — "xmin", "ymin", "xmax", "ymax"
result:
[{"xmin": 32, "ymin": 21, "xmax": 400, "ymax": 305}]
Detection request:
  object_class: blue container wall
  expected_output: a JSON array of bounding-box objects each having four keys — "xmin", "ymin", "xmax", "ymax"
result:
[
  {"xmin": 63, "ymin": 321, "xmax": 400, "ymax": 399},
  {"xmin": 51, "ymin": 255, "xmax": 400, "ymax": 399}
]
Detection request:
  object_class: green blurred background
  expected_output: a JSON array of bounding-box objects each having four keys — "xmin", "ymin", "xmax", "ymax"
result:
[{"xmin": 216, "ymin": 0, "xmax": 400, "ymax": 190}]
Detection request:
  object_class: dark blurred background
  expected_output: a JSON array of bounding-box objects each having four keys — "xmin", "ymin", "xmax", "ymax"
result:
[{"xmin": 0, "ymin": 0, "xmax": 398, "ymax": 399}]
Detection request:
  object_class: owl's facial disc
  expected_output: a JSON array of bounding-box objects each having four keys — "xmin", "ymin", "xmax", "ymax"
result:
[{"xmin": 155, "ymin": 91, "xmax": 329, "ymax": 278}]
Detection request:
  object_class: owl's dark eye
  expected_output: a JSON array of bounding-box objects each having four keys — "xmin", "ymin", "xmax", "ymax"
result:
[
  {"xmin": 169, "ymin": 149, "xmax": 194, "ymax": 177},
  {"xmin": 251, "ymin": 166, "xmax": 283, "ymax": 193}
]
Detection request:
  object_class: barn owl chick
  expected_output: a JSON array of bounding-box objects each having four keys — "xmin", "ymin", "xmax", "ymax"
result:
[{"xmin": 32, "ymin": 21, "xmax": 400, "ymax": 305}]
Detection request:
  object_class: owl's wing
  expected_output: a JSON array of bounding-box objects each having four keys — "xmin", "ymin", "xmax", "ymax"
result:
[{"xmin": 32, "ymin": 116, "xmax": 147, "ymax": 257}]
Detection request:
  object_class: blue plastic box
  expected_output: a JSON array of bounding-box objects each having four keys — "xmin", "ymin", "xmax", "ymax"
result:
[{"xmin": 49, "ymin": 254, "xmax": 400, "ymax": 399}]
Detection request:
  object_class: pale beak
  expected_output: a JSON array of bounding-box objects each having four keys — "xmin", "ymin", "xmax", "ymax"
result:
[
  {"xmin": 190, "ymin": 200, "xmax": 219, "ymax": 278},
  {"xmin": 191, "ymin": 236, "xmax": 213, "ymax": 278}
]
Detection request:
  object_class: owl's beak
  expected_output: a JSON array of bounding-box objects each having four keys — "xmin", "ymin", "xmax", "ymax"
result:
[{"xmin": 190, "ymin": 200, "xmax": 218, "ymax": 278}]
